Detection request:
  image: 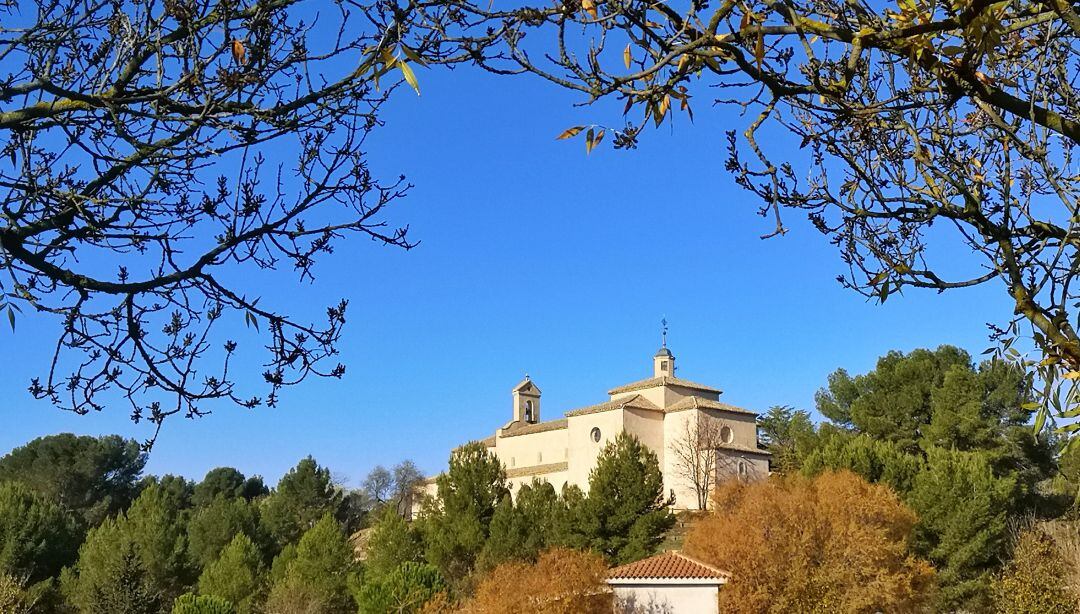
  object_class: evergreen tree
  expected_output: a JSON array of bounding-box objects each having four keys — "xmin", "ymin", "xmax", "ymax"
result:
[
  {"xmin": 815, "ymin": 346, "xmax": 973, "ymax": 451},
  {"xmin": 365, "ymin": 508, "xmax": 424, "ymax": 581},
  {"xmin": 0, "ymin": 433, "xmax": 146, "ymax": 526},
  {"xmin": 801, "ymin": 432, "xmax": 926, "ymax": 495},
  {"xmin": 757, "ymin": 405, "xmax": 818, "ymax": 474},
  {"xmin": 82, "ymin": 544, "xmax": 163, "ymax": 614},
  {"xmin": 264, "ymin": 515, "xmax": 356, "ymax": 614},
  {"xmin": 422, "ymin": 442, "xmax": 508, "ymax": 587},
  {"xmin": 188, "ymin": 497, "xmax": 262, "ymax": 568},
  {"xmin": 261, "ymin": 457, "xmax": 342, "ymax": 548},
  {"xmin": 907, "ymin": 448, "xmax": 1018, "ymax": 612},
  {"xmin": 477, "ymin": 497, "xmax": 524, "ymax": 571},
  {"xmin": 479, "ymin": 480, "xmax": 565, "ymax": 569},
  {"xmin": 0, "ymin": 481, "xmax": 80, "ymax": 583},
  {"xmin": 142, "ymin": 475, "xmax": 195, "ymax": 510},
  {"xmin": 569, "ymin": 433, "xmax": 674, "ymax": 564},
  {"xmin": 172, "ymin": 593, "xmax": 235, "ymax": 614},
  {"xmin": 197, "ymin": 534, "xmax": 264, "ymax": 614},
  {"xmin": 192, "ymin": 468, "xmax": 267, "ymax": 508},
  {"xmin": 64, "ymin": 483, "xmax": 193, "ymax": 611},
  {"xmin": 355, "ymin": 562, "xmax": 445, "ymax": 614}
]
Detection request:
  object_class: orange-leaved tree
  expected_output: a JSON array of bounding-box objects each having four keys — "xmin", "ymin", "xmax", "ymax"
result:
[
  {"xmin": 461, "ymin": 547, "xmax": 611, "ymax": 614},
  {"xmin": 685, "ymin": 471, "xmax": 936, "ymax": 613}
]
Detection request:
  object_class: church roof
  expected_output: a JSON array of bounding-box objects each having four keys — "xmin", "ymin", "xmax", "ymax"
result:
[
  {"xmin": 665, "ymin": 396, "xmax": 757, "ymax": 416},
  {"xmin": 608, "ymin": 376, "xmax": 721, "ymax": 396},
  {"xmin": 512, "ymin": 378, "xmax": 541, "ymax": 394},
  {"xmin": 608, "ymin": 551, "xmax": 729, "ymax": 582},
  {"xmin": 501, "ymin": 418, "xmax": 568, "ymax": 437},
  {"xmin": 506, "ymin": 461, "xmax": 569, "ymax": 479},
  {"xmin": 717, "ymin": 441, "xmax": 772, "ymax": 455},
  {"xmin": 564, "ymin": 394, "xmax": 660, "ymax": 417}
]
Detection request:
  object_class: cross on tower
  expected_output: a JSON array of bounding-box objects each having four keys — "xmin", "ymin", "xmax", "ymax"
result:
[{"xmin": 661, "ymin": 317, "xmax": 668, "ymax": 348}]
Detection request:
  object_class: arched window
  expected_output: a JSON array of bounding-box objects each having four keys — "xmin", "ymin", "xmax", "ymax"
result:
[{"xmin": 524, "ymin": 400, "xmax": 533, "ymax": 422}]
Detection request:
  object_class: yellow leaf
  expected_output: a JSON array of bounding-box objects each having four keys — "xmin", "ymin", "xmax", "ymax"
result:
[
  {"xmin": 1064, "ymin": 371, "xmax": 1080, "ymax": 380},
  {"xmin": 658, "ymin": 94, "xmax": 670, "ymax": 119},
  {"xmin": 399, "ymin": 61, "xmax": 420, "ymax": 95},
  {"xmin": 755, "ymin": 32, "xmax": 765, "ymax": 68},
  {"xmin": 585, "ymin": 128, "xmax": 596, "ymax": 153},
  {"xmin": 624, "ymin": 44, "xmax": 632, "ymax": 69},
  {"xmin": 556, "ymin": 126, "xmax": 585, "ymax": 140},
  {"xmin": 581, "ymin": 0, "xmax": 598, "ymax": 19}
]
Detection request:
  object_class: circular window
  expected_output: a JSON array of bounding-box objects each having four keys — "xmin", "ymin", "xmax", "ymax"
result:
[
  {"xmin": 721, "ymin": 426, "xmax": 734, "ymax": 444},
  {"xmin": 590, "ymin": 427, "xmax": 601, "ymax": 443}
]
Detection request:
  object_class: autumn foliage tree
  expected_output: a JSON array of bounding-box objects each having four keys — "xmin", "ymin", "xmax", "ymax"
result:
[
  {"xmin": 685, "ymin": 471, "xmax": 936, "ymax": 613},
  {"xmin": 463, "ymin": 547, "xmax": 611, "ymax": 614}
]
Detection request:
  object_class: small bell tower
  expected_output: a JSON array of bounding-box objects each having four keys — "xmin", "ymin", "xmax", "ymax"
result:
[{"xmin": 512, "ymin": 376, "xmax": 541, "ymax": 424}]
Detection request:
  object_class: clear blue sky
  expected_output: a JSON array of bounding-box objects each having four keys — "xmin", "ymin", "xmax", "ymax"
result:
[{"xmin": 0, "ymin": 61, "xmax": 1012, "ymax": 488}]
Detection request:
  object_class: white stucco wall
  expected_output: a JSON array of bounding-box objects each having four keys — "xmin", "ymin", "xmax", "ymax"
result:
[
  {"xmin": 567, "ymin": 409, "xmax": 626, "ymax": 489},
  {"xmin": 611, "ymin": 582, "xmax": 720, "ymax": 614}
]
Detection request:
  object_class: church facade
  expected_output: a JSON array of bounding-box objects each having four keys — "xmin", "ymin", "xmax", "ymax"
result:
[{"xmin": 421, "ymin": 346, "xmax": 770, "ymax": 511}]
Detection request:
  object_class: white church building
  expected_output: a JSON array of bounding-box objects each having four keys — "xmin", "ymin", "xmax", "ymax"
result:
[{"xmin": 420, "ymin": 345, "xmax": 770, "ymax": 511}]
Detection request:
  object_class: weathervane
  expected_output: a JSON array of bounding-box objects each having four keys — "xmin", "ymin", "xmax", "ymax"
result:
[{"xmin": 661, "ymin": 317, "xmax": 668, "ymax": 348}]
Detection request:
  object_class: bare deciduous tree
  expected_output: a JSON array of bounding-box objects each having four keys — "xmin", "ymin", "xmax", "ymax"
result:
[
  {"xmin": 0, "ymin": 0, "xmax": 449, "ymax": 444},
  {"xmin": 669, "ymin": 417, "xmax": 724, "ymax": 510}
]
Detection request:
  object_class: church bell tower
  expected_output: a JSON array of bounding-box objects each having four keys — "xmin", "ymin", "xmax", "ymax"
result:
[{"xmin": 512, "ymin": 377, "xmax": 541, "ymax": 424}]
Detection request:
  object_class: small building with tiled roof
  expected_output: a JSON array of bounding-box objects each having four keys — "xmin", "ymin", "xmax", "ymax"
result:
[
  {"xmin": 608, "ymin": 551, "xmax": 728, "ymax": 613},
  {"xmin": 416, "ymin": 345, "xmax": 770, "ymax": 513}
]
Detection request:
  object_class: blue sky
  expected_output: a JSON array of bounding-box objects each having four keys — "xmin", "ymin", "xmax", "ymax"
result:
[{"xmin": 0, "ymin": 60, "xmax": 1013, "ymax": 488}]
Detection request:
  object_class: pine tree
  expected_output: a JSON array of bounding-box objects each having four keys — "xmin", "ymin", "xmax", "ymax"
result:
[
  {"xmin": 801, "ymin": 432, "xmax": 926, "ymax": 495},
  {"xmin": 365, "ymin": 508, "xmax": 424, "ymax": 581},
  {"xmin": 0, "ymin": 481, "xmax": 80, "ymax": 583},
  {"xmin": 569, "ymin": 433, "xmax": 674, "ymax": 564},
  {"xmin": 261, "ymin": 457, "xmax": 342, "ymax": 549},
  {"xmin": 422, "ymin": 442, "xmax": 508, "ymax": 587},
  {"xmin": 83, "ymin": 544, "xmax": 163, "ymax": 614},
  {"xmin": 478, "ymin": 480, "xmax": 565, "ymax": 570},
  {"xmin": 198, "ymin": 534, "xmax": 264, "ymax": 614},
  {"xmin": 908, "ymin": 448, "xmax": 1018, "ymax": 611},
  {"xmin": 64, "ymin": 483, "xmax": 193, "ymax": 611},
  {"xmin": 356, "ymin": 562, "xmax": 446, "ymax": 614},
  {"xmin": 264, "ymin": 515, "xmax": 356, "ymax": 614},
  {"xmin": 188, "ymin": 497, "xmax": 262, "ymax": 568}
]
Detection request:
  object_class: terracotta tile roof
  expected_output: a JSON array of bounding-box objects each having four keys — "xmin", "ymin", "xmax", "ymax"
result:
[
  {"xmin": 500, "ymin": 418, "xmax": 569, "ymax": 437},
  {"xmin": 665, "ymin": 396, "xmax": 757, "ymax": 416},
  {"xmin": 608, "ymin": 376, "xmax": 722, "ymax": 396},
  {"xmin": 505, "ymin": 461, "xmax": 569, "ymax": 478},
  {"xmin": 608, "ymin": 551, "xmax": 729, "ymax": 581},
  {"xmin": 564, "ymin": 394, "xmax": 661, "ymax": 417}
]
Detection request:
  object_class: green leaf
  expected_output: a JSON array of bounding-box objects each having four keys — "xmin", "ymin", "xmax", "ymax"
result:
[
  {"xmin": 399, "ymin": 62, "xmax": 420, "ymax": 96},
  {"xmin": 6, "ymin": 306, "xmax": 13, "ymax": 332}
]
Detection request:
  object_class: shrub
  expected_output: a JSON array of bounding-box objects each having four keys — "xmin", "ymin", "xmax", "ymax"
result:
[
  {"xmin": 685, "ymin": 471, "xmax": 936, "ymax": 613},
  {"xmin": 464, "ymin": 547, "xmax": 611, "ymax": 614},
  {"xmin": 173, "ymin": 593, "xmax": 236, "ymax": 614},
  {"xmin": 993, "ymin": 525, "xmax": 1077, "ymax": 614}
]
